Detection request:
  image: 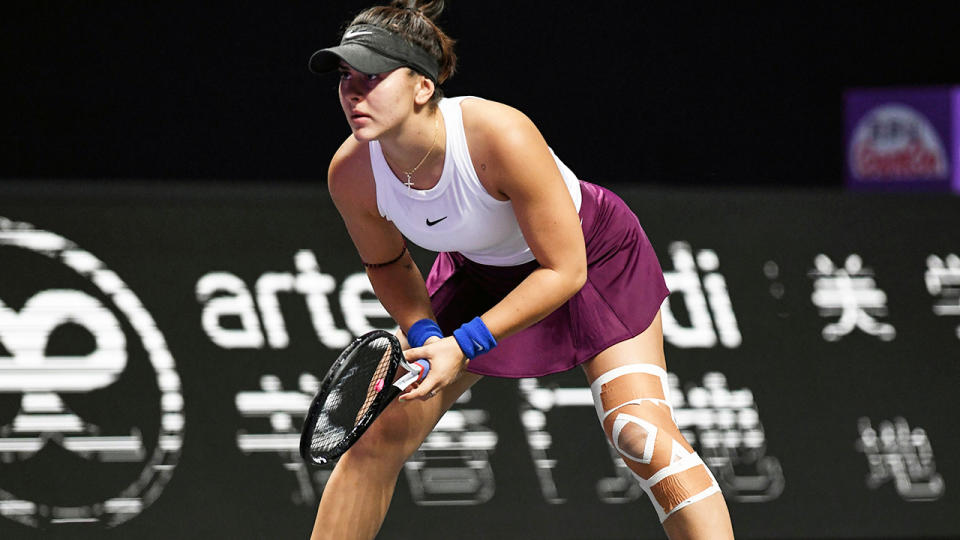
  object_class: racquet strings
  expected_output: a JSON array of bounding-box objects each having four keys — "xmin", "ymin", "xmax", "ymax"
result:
[{"xmin": 309, "ymin": 336, "xmax": 395, "ymax": 456}]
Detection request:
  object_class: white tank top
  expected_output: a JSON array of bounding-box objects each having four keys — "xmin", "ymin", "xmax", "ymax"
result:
[{"xmin": 370, "ymin": 96, "xmax": 582, "ymax": 266}]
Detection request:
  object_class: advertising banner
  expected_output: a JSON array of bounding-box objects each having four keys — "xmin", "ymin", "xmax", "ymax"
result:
[
  {"xmin": 0, "ymin": 182, "xmax": 957, "ymax": 539},
  {"xmin": 844, "ymin": 86, "xmax": 960, "ymax": 193}
]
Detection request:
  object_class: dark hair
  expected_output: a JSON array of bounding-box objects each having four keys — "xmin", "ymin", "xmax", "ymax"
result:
[{"xmin": 349, "ymin": 0, "xmax": 457, "ymax": 103}]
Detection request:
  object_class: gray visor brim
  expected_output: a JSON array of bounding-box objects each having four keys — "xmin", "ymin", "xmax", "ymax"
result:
[{"xmin": 308, "ymin": 44, "xmax": 406, "ymax": 76}]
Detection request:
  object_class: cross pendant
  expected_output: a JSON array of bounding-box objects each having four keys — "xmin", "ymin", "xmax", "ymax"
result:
[{"xmin": 404, "ymin": 173, "xmax": 414, "ymax": 189}]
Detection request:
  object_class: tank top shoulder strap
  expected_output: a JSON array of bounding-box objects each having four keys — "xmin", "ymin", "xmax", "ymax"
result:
[
  {"xmin": 438, "ymin": 96, "xmax": 503, "ymax": 204},
  {"xmin": 368, "ymin": 139, "xmax": 395, "ymax": 219}
]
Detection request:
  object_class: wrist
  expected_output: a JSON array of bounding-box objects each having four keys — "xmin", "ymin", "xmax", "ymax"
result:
[
  {"xmin": 452, "ymin": 316, "xmax": 497, "ymax": 359},
  {"xmin": 407, "ymin": 318, "xmax": 443, "ymax": 348}
]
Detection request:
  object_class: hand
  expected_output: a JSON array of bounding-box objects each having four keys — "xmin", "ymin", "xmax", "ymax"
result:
[{"xmin": 399, "ymin": 335, "xmax": 468, "ymax": 401}]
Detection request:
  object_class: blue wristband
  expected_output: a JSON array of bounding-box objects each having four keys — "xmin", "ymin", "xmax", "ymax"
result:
[
  {"xmin": 452, "ymin": 317, "xmax": 497, "ymax": 359},
  {"xmin": 407, "ymin": 318, "xmax": 443, "ymax": 348}
]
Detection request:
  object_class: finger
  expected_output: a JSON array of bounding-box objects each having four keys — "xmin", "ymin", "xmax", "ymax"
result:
[
  {"xmin": 398, "ymin": 374, "xmax": 427, "ymax": 400},
  {"xmin": 414, "ymin": 387, "xmax": 440, "ymax": 401},
  {"xmin": 400, "ymin": 381, "xmax": 439, "ymax": 401}
]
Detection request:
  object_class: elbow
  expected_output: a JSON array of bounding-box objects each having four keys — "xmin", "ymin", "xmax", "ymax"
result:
[
  {"xmin": 570, "ymin": 262, "xmax": 587, "ymax": 296},
  {"xmin": 542, "ymin": 257, "xmax": 587, "ymax": 300}
]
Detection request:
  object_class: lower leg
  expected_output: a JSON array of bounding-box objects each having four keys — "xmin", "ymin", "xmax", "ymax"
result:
[
  {"xmin": 310, "ymin": 450, "xmax": 402, "ymax": 540},
  {"xmin": 663, "ymin": 492, "xmax": 734, "ymax": 540},
  {"xmin": 583, "ymin": 312, "xmax": 735, "ymax": 540},
  {"xmin": 310, "ymin": 371, "xmax": 482, "ymax": 540}
]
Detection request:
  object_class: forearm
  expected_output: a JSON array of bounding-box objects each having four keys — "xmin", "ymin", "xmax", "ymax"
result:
[
  {"xmin": 480, "ymin": 265, "xmax": 586, "ymax": 341},
  {"xmin": 366, "ymin": 251, "xmax": 435, "ymax": 332}
]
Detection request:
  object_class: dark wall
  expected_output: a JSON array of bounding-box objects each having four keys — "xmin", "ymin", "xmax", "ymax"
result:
[{"xmin": 4, "ymin": 2, "xmax": 958, "ymax": 186}]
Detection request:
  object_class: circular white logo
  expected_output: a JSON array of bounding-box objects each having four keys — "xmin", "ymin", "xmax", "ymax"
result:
[
  {"xmin": 849, "ymin": 104, "xmax": 949, "ymax": 180},
  {"xmin": 0, "ymin": 218, "xmax": 183, "ymax": 528}
]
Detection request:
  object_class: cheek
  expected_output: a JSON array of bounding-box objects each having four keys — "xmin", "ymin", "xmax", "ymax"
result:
[{"xmin": 378, "ymin": 76, "xmax": 412, "ymax": 100}]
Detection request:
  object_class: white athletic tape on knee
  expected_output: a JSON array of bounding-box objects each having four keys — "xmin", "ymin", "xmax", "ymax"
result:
[
  {"xmin": 590, "ymin": 364, "xmax": 672, "ymax": 422},
  {"xmin": 638, "ymin": 451, "xmax": 721, "ymax": 522},
  {"xmin": 591, "ymin": 364, "xmax": 720, "ymax": 522},
  {"xmin": 611, "ymin": 413, "xmax": 657, "ymax": 462}
]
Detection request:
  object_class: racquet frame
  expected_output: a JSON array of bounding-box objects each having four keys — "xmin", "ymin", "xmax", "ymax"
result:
[{"xmin": 300, "ymin": 330, "xmax": 428, "ymax": 465}]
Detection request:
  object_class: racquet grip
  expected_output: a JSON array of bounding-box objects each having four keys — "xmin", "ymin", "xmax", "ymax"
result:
[{"xmin": 413, "ymin": 359, "xmax": 430, "ymax": 382}]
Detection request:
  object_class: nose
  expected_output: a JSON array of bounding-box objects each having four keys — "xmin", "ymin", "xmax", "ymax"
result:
[{"xmin": 341, "ymin": 77, "xmax": 366, "ymax": 102}]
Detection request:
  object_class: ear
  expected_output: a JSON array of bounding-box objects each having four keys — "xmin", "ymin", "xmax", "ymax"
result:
[{"xmin": 413, "ymin": 75, "xmax": 436, "ymax": 106}]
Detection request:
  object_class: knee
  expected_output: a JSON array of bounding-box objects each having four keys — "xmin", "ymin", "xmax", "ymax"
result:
[
  {"xmin": 591, "ymin": 364, "xmax": 678, "ymax": 464},
  {"xmin": 606, "ymin": 404, "xmax": 720, "ymax": 522},
  {"xmin": 340, "ymin": 402, "xmax": 422, "ymax": 466},
  {"xmin": 591, "ymin": 364, "xmax": 721, "ymax": 523}
]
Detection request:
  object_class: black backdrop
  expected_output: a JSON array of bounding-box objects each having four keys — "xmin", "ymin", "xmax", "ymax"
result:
[{"xmin": 3, "ymin": 2, "xmax": 959, "ymax": 186}]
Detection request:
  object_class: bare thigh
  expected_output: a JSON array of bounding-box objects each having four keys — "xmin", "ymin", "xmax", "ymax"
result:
[{"xmin": 581, "ymin": 311, "xmax": 666, "ymax": 383}]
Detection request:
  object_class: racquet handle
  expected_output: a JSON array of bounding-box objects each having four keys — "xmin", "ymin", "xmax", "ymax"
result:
[{"xmin": 413, "ymin": 359, "xmax": 430, "ymax": 382}]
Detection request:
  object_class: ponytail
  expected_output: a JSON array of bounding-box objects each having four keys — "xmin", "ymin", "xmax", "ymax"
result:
[{"xmin": 390, "ymin": 0, "xmax": 445, "ymax": 22}]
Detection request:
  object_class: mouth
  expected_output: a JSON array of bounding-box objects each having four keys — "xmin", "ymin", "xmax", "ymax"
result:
[{"xmin": 350, "ymin": 112, "xmax": 371, "ymax": 121}]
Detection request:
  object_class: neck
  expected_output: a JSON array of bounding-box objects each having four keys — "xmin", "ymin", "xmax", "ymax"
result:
[{"xmin": 379, "ymin": 106, "xmax": 445, "ymax": 189}]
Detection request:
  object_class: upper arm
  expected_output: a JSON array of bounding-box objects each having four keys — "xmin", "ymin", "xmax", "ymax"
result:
[
  {"xmin": 462, "ymin": 100, "xmax": 586, "ymax": 276},
  {"xmin": 327, "ymin": 138, "xmax": 405, "ymax": 265}
]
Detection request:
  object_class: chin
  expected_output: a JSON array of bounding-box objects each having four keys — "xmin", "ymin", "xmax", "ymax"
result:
[
  {"xmin": 349, "ymin": 125, "xmax": 379, "ymax": 143},
  {"xmin": 351, "ymin": 132, "xmax": 376, "ymax": 143}
]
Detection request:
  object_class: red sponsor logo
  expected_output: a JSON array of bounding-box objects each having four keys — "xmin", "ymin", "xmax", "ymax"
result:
[
  {"xmin": 849, "ymin": 105, "xmax": 948, "ymax": 181},
  {"xmin": 853, "ymin": 140, "xmax": 944, "ymax": 178}
]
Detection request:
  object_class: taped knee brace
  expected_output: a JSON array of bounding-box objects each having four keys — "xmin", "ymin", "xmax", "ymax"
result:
[{"xmin": 591, "ymin": 364, "xmax": 720, "ymax": 522}]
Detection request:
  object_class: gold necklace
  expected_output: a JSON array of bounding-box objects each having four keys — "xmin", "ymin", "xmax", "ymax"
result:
[{"xmin": 401, "ymin": 113, "xmax": 440, "ymax": 189}]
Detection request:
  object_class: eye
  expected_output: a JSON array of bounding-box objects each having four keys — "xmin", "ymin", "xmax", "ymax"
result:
[
  {"xmin": 338, "ymin": 70, "xmax": 351, "ymax": 80},
  {"xmin": 366, "ymin": 73, "xmax": 380, "ymax": 82}
]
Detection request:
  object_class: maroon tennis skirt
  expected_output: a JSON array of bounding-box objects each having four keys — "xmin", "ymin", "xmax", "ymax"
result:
[{"xmin": 424, "ymin": 180, "xmax": 669, "ymax": 378}]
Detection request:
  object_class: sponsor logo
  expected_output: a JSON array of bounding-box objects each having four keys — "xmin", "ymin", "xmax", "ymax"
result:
[
  {"xmin": 0, "ymin": 218, "xmax": 183, "ymax": 528},
  {"xmin": 343, "ymin": 30, "xmax": 373, "ymax": 40},
  {"xmin": 196, "ymin": 250, "xmax": 393, "ymax": 350},
  {"xmin": 809, "ymin": 254, "xmax": 895, "ymax": 341},
  {"xmin": 661, "ymin": 242, "xmax": 742, "ymax": 349},
  {"xmin": 425, "ymin": 217, "xmax": 447, "ymax": 227},
  {"xmin": 849, "ymin": 104, "xmax": 949, "ymax": 180},
  {"xmin": 925, "ymin": 253, "xmax": 960, "ymax": 340},
  {"xmin": 856, "ymin": 417, "xmax": 944, "ymax": 501}
]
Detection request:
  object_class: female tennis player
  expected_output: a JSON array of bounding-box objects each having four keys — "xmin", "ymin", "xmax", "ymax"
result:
[{"xmin": 308, "ymin": 1, "xmax": 734, "ymax": 538}]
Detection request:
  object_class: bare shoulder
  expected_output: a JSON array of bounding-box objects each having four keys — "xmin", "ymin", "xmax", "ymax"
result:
[
  {"xmin": 459, "ymin": 98, "xmax": 552, "ymax": 197},
  {"xmin": 327, "ymin": 135, "xmax": 376, "ymax": 213},
  {"xmin": 459, "ymin": 98, "xmax": 537, "ymax": 143}
]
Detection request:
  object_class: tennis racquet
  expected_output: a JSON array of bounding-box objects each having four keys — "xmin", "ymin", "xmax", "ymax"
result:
[{"xmin": 299, "ymin": 329, "xmax": 430, "ymax": 465}]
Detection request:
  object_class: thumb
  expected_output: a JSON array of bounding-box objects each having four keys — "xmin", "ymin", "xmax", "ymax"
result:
[{"xmin": 403, "ymin": 345, "xmax": 429, "ymax": 363}]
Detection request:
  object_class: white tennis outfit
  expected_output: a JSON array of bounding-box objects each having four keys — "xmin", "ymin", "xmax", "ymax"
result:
[
  {"xmin": 369, "ymin": 96, "xmax": 582, "ymax": 266},
  {"xmin": 369, "ymin": 97, "xmax": 712, "ymax": 523}
]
